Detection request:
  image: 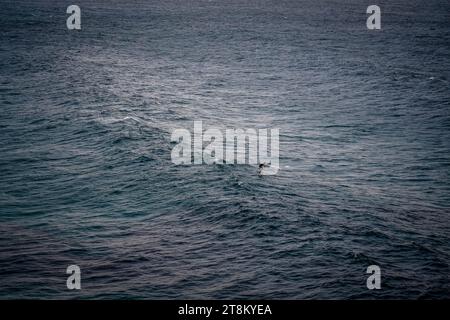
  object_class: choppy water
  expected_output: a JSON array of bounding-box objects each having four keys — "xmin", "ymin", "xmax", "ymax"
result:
[{"xmin": 1, "ymin": 0, "xmax": 450, "ymax": 299}]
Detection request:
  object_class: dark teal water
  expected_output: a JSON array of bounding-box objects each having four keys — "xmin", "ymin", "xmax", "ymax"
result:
[{"xmin": 0, "ymin": 0, "xmax": 449, "ymax": 299}]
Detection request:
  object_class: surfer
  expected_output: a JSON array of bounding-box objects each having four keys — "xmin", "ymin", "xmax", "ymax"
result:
[{"xmin": 258, "ymin": 163, "xmax": 270, "ymax": 175}]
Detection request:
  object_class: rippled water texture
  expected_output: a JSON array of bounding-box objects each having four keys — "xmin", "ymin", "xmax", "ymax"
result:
[{"xmin": 0, "ymin": 0, "xmax": 449, "ymax": 299}]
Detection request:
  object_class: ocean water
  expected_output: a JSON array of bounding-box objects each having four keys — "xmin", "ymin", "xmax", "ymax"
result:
[{"xmin": 0, "ymin": 0, "xmax": 449, "ymax": 299}]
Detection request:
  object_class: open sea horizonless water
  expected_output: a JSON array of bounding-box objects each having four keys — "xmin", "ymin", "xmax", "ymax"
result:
[{"xmin": 0, "ymin": 0, "xmax": 449, "ymax": 299}]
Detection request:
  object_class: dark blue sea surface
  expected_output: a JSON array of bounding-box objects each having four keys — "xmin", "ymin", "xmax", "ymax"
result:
[{"xmin": 0, "ymin": 0, "xmax": 449, "ymax": 299}]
